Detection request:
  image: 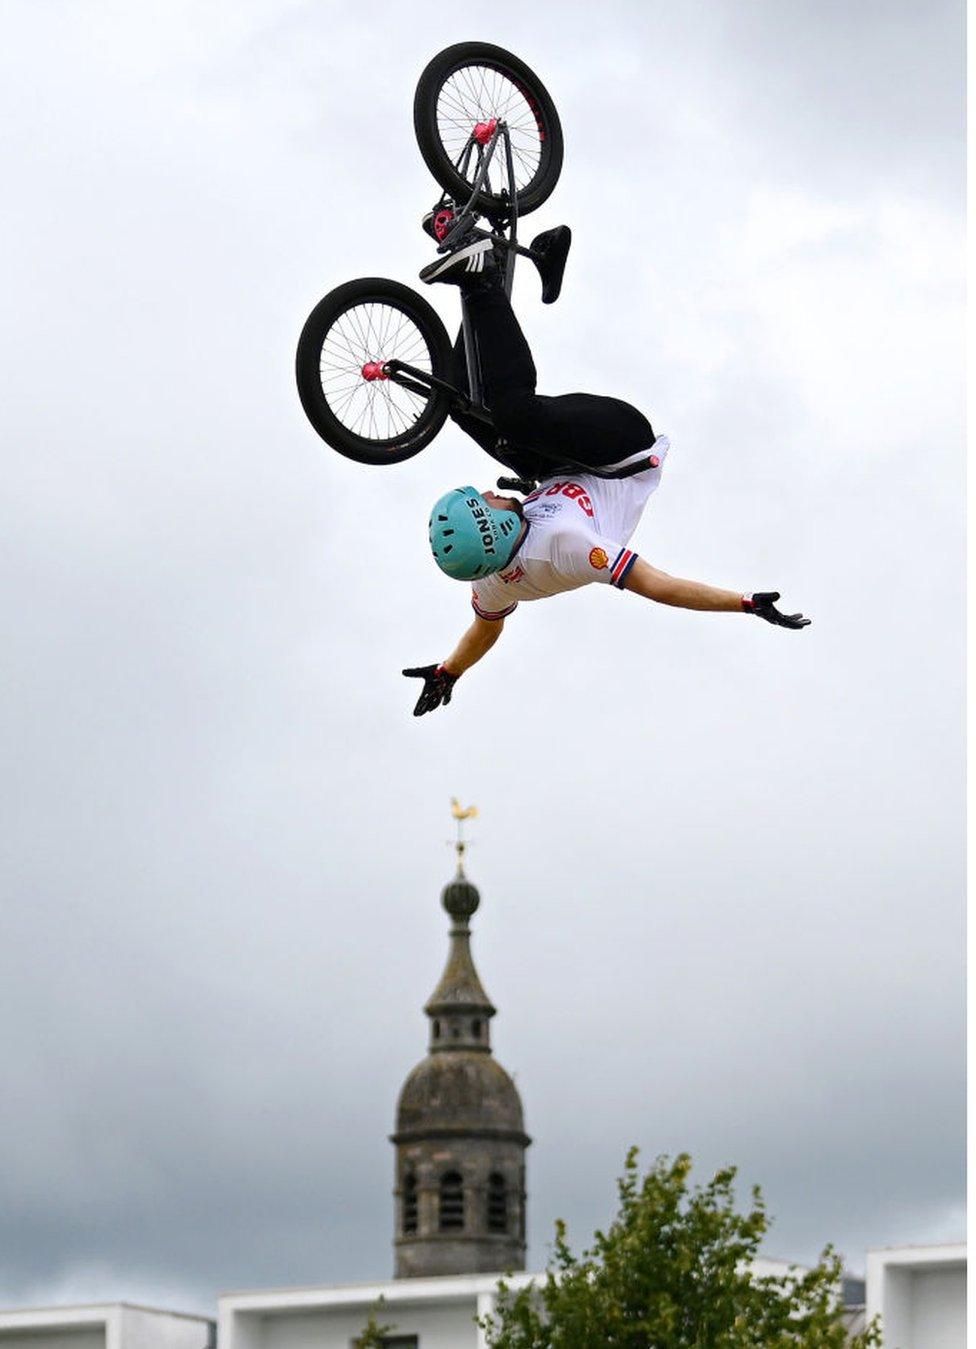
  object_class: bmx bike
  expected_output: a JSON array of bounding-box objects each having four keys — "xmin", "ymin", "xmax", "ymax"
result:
[{"xmin": 295, "ymin": 42, "xmax": 658, "ymax": 491}]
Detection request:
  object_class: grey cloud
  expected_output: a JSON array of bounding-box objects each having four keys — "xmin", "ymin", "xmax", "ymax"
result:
[{"xmin": 0, "ymin": 0, "xmax": 964, "ymax": 1312}]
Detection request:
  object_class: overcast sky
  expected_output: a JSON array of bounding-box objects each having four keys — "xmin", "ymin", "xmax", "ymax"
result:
[{"xmin": 0, "ymin": 0, "xmax": 965, "ymax": 1314}]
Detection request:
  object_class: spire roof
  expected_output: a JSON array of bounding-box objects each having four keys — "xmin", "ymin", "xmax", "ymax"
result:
[{"xmin": 424, "ymin": 858, "xmax": 496, "ymax": 1017}]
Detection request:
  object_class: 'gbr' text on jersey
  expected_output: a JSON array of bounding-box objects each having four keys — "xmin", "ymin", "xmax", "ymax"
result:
[{"xmin": 524, "ymin": 481, "xmax": 594, "ymax": 518}]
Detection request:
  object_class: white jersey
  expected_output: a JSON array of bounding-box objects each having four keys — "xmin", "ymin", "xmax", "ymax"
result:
[{"xmin": 470, "ymin": 438, "xmax": 670, "ymax": 620}]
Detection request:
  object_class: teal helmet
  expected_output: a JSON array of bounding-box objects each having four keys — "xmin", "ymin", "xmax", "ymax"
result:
[{"xmin": 429, "ymin": 486, "xmax": 522, "ymax": 581}]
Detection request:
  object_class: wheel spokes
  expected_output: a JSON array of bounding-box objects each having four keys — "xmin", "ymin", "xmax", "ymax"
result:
[
  {"xmin": 318, "ymin": 301, "xmax": 434, "ymax": 445},
  {"xmin": 435, "ymin": 62, "xmax": 544, "ymax": 197}
]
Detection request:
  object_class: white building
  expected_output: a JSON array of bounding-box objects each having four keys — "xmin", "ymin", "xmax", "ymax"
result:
[
  {"xmin": 220, "ymin": 1272, "xmax": 533, "ymax": 1349},
  {"xmin": 1, "ymin": 1250, "xmax": 966, "ymax": 1349},
  {"xmin": 0, "ymin": 1305, "xmax": 213, "ymax": 1349},
  {"xmin": 865, "ymin": 1243, "xmax": 967, "ymax": 1349},
  {"xmin": 216, "ymin": 1258, "xmax": 856, "ymax": 1349}
]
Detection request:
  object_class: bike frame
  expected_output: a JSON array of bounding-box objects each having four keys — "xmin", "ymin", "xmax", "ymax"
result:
[{"xmin": 386, "ymin": 121, "xmax": 657, "ymax": 486}]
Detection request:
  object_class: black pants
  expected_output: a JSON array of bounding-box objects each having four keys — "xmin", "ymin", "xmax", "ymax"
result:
[{"xmin": 449, "ymin": 280, "xmax": 655, "ymax": 480}]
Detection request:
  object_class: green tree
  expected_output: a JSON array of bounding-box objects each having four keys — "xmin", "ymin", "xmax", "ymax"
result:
[
  {"xmin": 482, "ymin": 1151, "xmax": 880, "ymax": 1348},
  {"xmin": 353, "ymin": 1301, "xmax": 394, "ymax": 1348}
]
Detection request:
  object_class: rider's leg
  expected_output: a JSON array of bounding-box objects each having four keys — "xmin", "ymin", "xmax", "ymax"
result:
[
  {"xmin": 512, "ymin": 390, "xmax": 656, "ymax": 467},
  {"xmin": 462, "ymin": 278, "xmax": 655, "ymax": 467},
  {"xmin": 445, "ymin": 328, "xmax": 543, "ymax": 479},
  {"xmin": 460, "ymin": 279, "xmax": 538, "ymax": 403}
]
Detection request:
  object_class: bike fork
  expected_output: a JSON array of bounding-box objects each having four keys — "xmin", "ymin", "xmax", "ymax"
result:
[{"xmin": 445, "ymin": 120, "xmax": 523, "ymax": 404}]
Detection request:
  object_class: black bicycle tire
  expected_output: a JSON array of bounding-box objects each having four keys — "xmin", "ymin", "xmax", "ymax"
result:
[
  {"xmin": 295, "ymin": 278, "xmax": 453, "ymax": 466},
  {"xmin": 413, "ymin": 42, "xmax": 563, "ymax": 218}
]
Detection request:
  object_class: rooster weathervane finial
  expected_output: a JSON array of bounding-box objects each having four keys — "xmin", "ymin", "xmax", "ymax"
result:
[{"xmin": 449, "ymin": 798, "xmax": 478, "ymax": 868}]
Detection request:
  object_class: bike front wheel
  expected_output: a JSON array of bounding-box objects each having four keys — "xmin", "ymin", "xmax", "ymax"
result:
[
  {"xmin": 296, "ymin": 278, "xmax": 454, "ymax": 465},
  {"xmin": 414, "ymin": 42, "xmax": 563, "ymax": 219}
]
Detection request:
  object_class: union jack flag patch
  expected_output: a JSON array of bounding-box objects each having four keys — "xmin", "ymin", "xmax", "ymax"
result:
[{"xmin": 610, "ymin": 548, "xmax": 637, "ymax": 589}]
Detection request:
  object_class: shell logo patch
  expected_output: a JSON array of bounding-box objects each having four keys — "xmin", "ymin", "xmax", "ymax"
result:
[{"xmin": 589, "ymin": 547, "xmax": 609, "ymax": 570}]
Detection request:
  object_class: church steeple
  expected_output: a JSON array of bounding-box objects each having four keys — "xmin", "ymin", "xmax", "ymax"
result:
[
  {"xmin": 391, "ymin": 806, "xmax": 529, "ymax": 1279},
  {"xmin": 424, "ymin": 846, "xmax": 495, "ymax": 1055}
]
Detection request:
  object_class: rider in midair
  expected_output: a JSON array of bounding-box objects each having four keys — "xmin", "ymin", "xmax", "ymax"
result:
[{"xmin": 403, "ymin": 227, "xmax": 810, "ymax": 718}]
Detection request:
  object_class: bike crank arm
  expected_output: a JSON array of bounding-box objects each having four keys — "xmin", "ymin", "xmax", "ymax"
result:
[
  {"xmin": 383, "ymin": 361, "xmax": 494, "ymax": 424},
  {"xmin": 383, "ymin": 360, "xmax": 454, "ymax": 400}
]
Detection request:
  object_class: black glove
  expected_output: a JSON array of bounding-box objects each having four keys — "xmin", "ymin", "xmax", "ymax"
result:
[
  {"xmin": 743, "ymin": 592, "xmax": 811, "ymax": 629},
  {"xmin": 402, "ymin": 664, "xmax": 459, "ymax": 716}
]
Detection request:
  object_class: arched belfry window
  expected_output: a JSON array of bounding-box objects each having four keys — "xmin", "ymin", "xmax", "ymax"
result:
[
  {"xmin": 439, "ymin": 1171, "xmax": 464, "ymax": 1230},
  {"xmin": 402, "ymin": 1172, "xmax": 418, "ymax": 1234},
  {"xmin": 487, "ymin": 1172, "xmax": 507, "ymax": 1232}
]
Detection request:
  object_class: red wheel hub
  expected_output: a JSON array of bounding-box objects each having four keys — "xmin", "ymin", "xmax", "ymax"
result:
[
  {"xmin": 361, "ymin": 361, "xmax": 388, "ymax": 382},
  {"xmin": 472, "ymin": 117, "xmax": 498, "ymax": 146}
]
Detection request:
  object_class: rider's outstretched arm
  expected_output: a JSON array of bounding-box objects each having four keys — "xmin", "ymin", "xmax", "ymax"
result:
[
  {"xmin": 402, "ymin": 615, "xmax": 505, "ymax": 716},
  {"xmin": 443, "ymin": 613, "xmax": 507, "ymax": 674},
  {"xmin": 622, "ymin": 559, "xmax": 811, "ymax": 627},
  {"xmin": 622, "ymin": 558, "xmax": 743, "ymax": 611}
]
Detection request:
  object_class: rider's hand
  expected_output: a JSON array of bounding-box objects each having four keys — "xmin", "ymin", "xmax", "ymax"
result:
[
  {"xmin": 402, "ymin": 664, "xmax": 459, "ymax": 716},
  {"xmin": 742, "ymin": 592, "xmax": 811, "ymax": 629}
]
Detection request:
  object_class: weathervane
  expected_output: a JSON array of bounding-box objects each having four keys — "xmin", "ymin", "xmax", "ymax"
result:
[{"xmin": 450, "ymin": 797, "xmax": 478, "ymax": 871}]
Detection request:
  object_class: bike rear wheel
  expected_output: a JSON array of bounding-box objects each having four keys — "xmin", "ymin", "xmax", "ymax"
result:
[
  {"xmin": 296, "ymin": 278, "xmax": 453, "ymax": 465},
  {"xmin": 414, "ymin": 42, "xmax": 563, "ymax": 219}
]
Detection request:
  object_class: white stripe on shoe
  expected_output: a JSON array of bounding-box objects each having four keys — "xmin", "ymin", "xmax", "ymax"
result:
[{"xmin": 420, "ymin": 237, "xmax": 493, "ymax": 283}]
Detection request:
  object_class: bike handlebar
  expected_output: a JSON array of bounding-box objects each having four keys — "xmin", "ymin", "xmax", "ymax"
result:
[{"xmin": 496, "ymin": 452, "xmax": 659, "ymax": 495}]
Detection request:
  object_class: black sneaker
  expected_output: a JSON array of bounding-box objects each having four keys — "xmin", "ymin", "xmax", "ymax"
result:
[
  {"xmin": 420, "ymin": 236, "xmax": 495, "ymax": 286},
  {"xmin": 530, "ymin": 225, "xmax": 572, "ymax": 304},
  {"xmin": 422, "ymin": 205, "xmax": 456, "ymax": 242}
]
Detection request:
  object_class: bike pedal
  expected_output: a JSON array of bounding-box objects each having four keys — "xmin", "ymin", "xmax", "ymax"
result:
[
  {"xmin": 422, "ymin": 205, "xmax": 456, "ymax": 242},
  {"xmin": 437, "ymin": 211, "xmax": 478, "ymax": 251}
]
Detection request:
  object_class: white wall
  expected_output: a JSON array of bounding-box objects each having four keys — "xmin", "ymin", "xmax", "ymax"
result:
[
  {"xmin": 866, "ymin": 1246, "xmax": 966, "ymax": 1349},
  {"xmin": 0, "ymin": 1329, "xmax": 104, "ymax": 1349},
  {"xmin": 909, "ymin": 1266, "xmax": 966, "ymax": 1349},
  {"xmin": 257, "ymin": 1303, "xmax": 480, "ymax": 1349},
  {"xmin": 880, "ymin": 1265, "xmax": 914, "ymax": 1346},
  {"xmin": 0, "ymin": 1305, "xmax": 212, "ymax": 1349},
  {"xmin": 116, "ymin": 1308, "xmax": 211, "ymax": 1349},
  {"xmin": 218, "ymin": 1276, "xmax": 535, "ymax": 1349}
]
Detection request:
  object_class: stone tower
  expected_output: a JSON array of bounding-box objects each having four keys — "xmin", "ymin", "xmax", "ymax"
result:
[{"xmin": 391, "ymin": 831, "xmax": 529, "ymax": 1278}]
